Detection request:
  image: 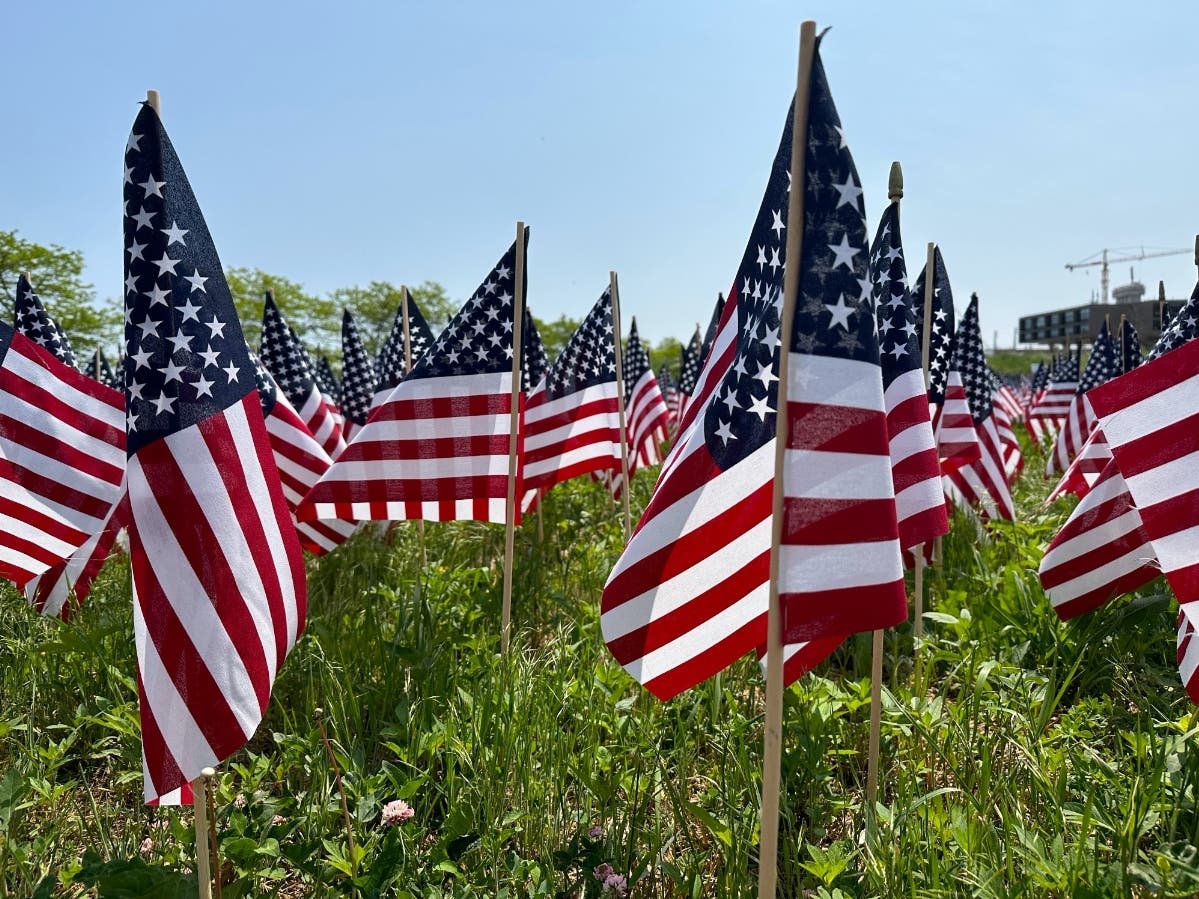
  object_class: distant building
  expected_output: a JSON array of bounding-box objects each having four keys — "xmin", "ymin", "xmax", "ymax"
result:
[{"xmin": 1018, "ymin": 279, "xmax": 1186, "ymax": 349}]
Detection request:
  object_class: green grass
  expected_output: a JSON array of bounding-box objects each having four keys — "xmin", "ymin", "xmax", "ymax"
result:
[{"xmin": 2, "ymin": 437, "xmax": 1198, "ymax": 897}]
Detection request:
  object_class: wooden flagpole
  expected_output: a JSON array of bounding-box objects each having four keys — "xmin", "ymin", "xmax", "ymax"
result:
[
  {"xmin": 400, "ymin": 285, "xmax": 428, "ymax": 570},
  {"xmin": 1158, "ymin": 280, "xmax": 1167, "ymax": 343},
  {"xmin": 866, "ymin": 162, "xmax": 906, "ymax": 809},
  {"xmin": 193, "ymin": 768, "xmax": 214, "ymax": 899},
  {"xmin": 759, "ymin": 21, "xmax": 816, "ymax": 899},
  {"xmin": 609, "ymin": 272, "xmax": 633, "ymax": 541},
  {"xmin": 501, "ymin": 222, "xmax": 527, "ymax": 656},
  {"xmin": 1118, "ymin": 313, "xmax": 1127, "ymax": 374}
]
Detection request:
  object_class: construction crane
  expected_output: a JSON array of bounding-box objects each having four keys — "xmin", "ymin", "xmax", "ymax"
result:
[{"xmin": 1065, "ymin": 246, "xmax": 1190, "ymax": 302}]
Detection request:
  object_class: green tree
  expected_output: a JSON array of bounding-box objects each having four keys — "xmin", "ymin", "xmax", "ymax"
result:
[
  {"xmin": 0, "ymin": 229, "xmax": 122, "ymax": 351},
  {"xmin": 224, "ymin": 267, "xmax": 336, "ymax": 354},
  {"xmin": 327, "ymin": 280, "xmax": 457, "ymax": 360},
  {"xmin": 646, "ymin": 335, "xmax": 684, "ymax": 379},
  {"xmin": 534, "ymin": 314, "xmax": 581, "ymax": 362}
]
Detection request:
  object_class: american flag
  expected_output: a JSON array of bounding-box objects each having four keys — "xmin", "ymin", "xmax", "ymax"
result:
[
  {"xmin": 1120, "ymin": 318, "xmax": 1143, "ymax": 373},
  {"xmin": 1029, "ymin": 352, "xmax": 1079, "ymax": 420},
  {"xmin": 911, "ymin": 251, "xmax": 979, "ymax": 469},
  {"xmin": 0, "ymin": 322, "xmax": 124, "ymax": 588},
  {"xmin": 1039, "ymin": 287, "xmax": 1199, "ymax": 616},
  {"xmin": 249, "ymin": 351, "xmax": 356, "ymax": 554},
  {"xmin": 1088, "ymin": 326, "xmax": 1199, "ymax": 603},
  {"xmin": 523, "ymin": 287, "xmax": 621, "ymax": 492},
  {"xmin": 316, "ymin": 355, "xmax": 341, "ymax": 406},
  {"xmin": 15, "ymin": 273, "xmax": 78, "ymax": 369},
  {"xmin": 1046, "ymin": 323, "xmax": 1117, "ymax": 477},
  {"xmin": 622, "ymin": 318, "xmax": 672, "ymax": 473},
  {"xmin": 675, "ymin": 326, "xmax": 701, "ymax": 419},
  {"xmin": 602, "ymin": 40, "xmax": 905, "ymax": 698},
  {"xmin": 700, "ymin": 293, "xmax": 725, "ymax": 368},
  {"xmin": 868, "ymin": 200, "xmax": 948, "ymax": 551},
  {"xmin": 1024, "ymin": 362, "xmax": 1057, "ymax": 445},
  {"xmin": 298, "ymin": 233, "xmax": 528, "ymax": 524},
  {"xmin": 261, "ymin": 292, "xmax": 346, "ymax": 459},
  {"xmin": 86, "ymin": 347, "xmax": 120, "ymax": 389},
  {"xmin": 124, "ymin": 101, "xmax": 307, "ymax": 805},
  {"xmin": 1178, "ymin": 605, "xmax": 1199, "ymax": 704},
  {"xmin": 339, "ymin": 310, "xmax": 375, "ymax": 440},
  {"xmin": 942, "ymin": 295, "xmax": 1015, "ymax": 520},
  {"xmin": 373, "ymin": 291, "xmax": 435, "ymax": 409},
  {"xmin": 658, "ymin": 363, "xmax": 679, "ymax": 429},
  {"xmin": 989, "ymin": 370, "xmax": 1025, "ymax": 481}
]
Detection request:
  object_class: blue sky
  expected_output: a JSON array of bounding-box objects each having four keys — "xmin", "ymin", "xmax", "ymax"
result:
[{"xmin": 4, "ymin": 1, "xmax": 1198, "ymax": 351}]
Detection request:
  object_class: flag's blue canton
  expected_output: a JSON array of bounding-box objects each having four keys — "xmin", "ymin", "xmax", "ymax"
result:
[
  {"xmin": 700, "ymin": 293, "xmax": 725, "ymax": 367},
  {"xmin": 260, "ymin": 292, "xmax": 319, "ymax": 412},
  {"xmin": 1120, "ymin": 319, "xmax": 1142, "ymax": 372},
  {"xmin": 15, "ymin": 274, "xmax": 78, "ymax": 368},
  {"xmin": 123, "ymin": 103, "xmax": 252, "ymax": 456},
  {"xmin": 1031, "ymin": 360, "xmax": 1049, "ymax": 392},
  {"xmin": 376, "ymin": 294, "xmax": 436, "ymax": 390},
  {"xmin": 911, "ymin": 248, "xmax": 955, "ymax": 404},
  {"xmin": 339, "ymin": 310, "xmax": 375, "ymax": 426},
  {"xmin": 624, "ymin": 318, "xmax": 652, "ymax": 403},
  {"xmin": 702, "ymin": 44, "xmax": 871, "ymax": 470},
  {"xmin": 316, "ymin": 355, "xmax": 341, "ymax": 403},
  {"xmin": 522, "ymin": 307, "xmax": 548, "ymax": 392},
  {"xmin": 1051, "ymin": 352, "xmax": 1080, "ymax": 384},
  {"xmin": 678, "ymin": 329, "xmax": 701, "ymax": 395},
  {"xmin": 248, "ymin": 347, "xmax": 279, "ymax": 416},
  {"xmin": 544, "ymin": 288, "xmax": 615, "ymax": 400},
  {"xmin": 951, "ymin": 294, "xmax": 993, "ymax": 425},
  {"xmin": 1149, "ymin": 282, "xmax": 1199, "ymax": 360},
  {"xmin": 869, "ymin": 202, "xmax": 920, "ymax": 389},
  {"xmin": 1077, "ymin": 322, "xmax": 1116, "ymax": 394},
  {"xmin": 408, "ymin": 235, "xmax": 525, "ymax": 383}
]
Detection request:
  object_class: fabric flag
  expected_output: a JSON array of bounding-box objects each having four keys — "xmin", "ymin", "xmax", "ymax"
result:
[
  {"xmin": 658, "ymin": 364, "xmax": 679, "ymax": 429},
  {"xmin": 249, "ymin": 351, "xmax": 356, "ymax": 554},
  {"xmin": 373, "ymin": 292, "xmax": 435, "ymax": 409},
  {"xmin": 1088, "ymin": 331, "xmax": 1199, "ymax": 603},
  {"xmin": 1024, "ymin": 362, "xmax": 1056, "ymax": 444},
  {"xmin": 339, "ymin": 310, "xmax": 375, "ymax": 440},
  {"xmin": 942, "ymin": 295, "xmax": 1015, "ymax": 520},
  {"xmin": 123, "ymin": 102, "xmax": 307, "ymax": 804},
  {"xmin": 1029, "ymin": 353, "xmax": 1079, "ymax": 421},
  {"xmin": 602, "ymin": 39, "xmax": 904, "ymax": 698},
  {"xmin": 989, "ymin": 370, "xmax": 1024, "ymax": 482},
  {"xmin": 868, "ymin": 199, "xmax": 948, "ymax": 551},
  {"xmin": 1121, "ymin": 319, "xmax": 1143, "ymax": 373},
  {"xmin": 622, "ymin": 318, "xmax": 672, "ymax": 473},
  {"xmin": 87, "ymin": 347, "xmax": 120, "ymax": 390},
  {"xmin": 14, "ymin": 273, "xmax": 79, "ymax": 369},
  {"xmin": 699, "ymin": 293, "xmax": 725, "ymax": 368},
  {"xmin": 675, "ymin": 327, "xmax": 701, "ymax": 419},
  {"xmin": 316, "ymin": 355, "xmax": 341, "ymax": 406},
  {"xmin": 1038, "ymin": 288, "xmax": 1199, "ymax": 616},
  {"xmin": 991, "ymin": 370, "xmax": 1025, "ymax": 423},
  {"xmin": 0, "ymin": 322, "xmax": 124, "ymax": 587},
  {"xmin": 523, "ymin": 287, "xmax": 622, "ymax": 492},
  {"xmin": 260, "ymin": 293, "xmax": 346, "ymax": 459},
  {"xmin": 911, "ymin": 250, "xmax": 979, "ymax": 470},
  {"xmin": 1178, "ymin": 605, "xmax": 1199, "ymax": 704},
  {"xmin": 1046, "ymin": 323, "xmax": 1117, "ymax": 477},
  {"xmin": 298, "ymin": 233, "xmax": 528, "ymax": 524}
]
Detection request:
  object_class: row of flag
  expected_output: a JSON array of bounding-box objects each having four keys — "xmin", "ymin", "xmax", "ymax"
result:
[{"xmin": 6, "ymin": 27, "xmax": 1198, "ymax": 820}]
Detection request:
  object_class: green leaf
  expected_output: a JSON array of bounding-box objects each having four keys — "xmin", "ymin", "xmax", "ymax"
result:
[
  {"xmin": 74, "ymin": 850, "xmax": 198, "ymax": 898},
  {"xmin": 0, "ymin": 767, "xmax": 27, "ymax": 834},
  {"xmin": 682, "ymin": 801, "xmax": 732, "ymax": 848}
]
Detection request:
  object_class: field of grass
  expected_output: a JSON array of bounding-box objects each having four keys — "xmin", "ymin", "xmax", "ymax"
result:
[{"xmin": 2, "ymin": 435, "xmax": 1198, "ymax": 898}]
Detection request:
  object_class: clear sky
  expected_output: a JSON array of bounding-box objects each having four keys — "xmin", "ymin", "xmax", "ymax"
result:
[{"xmin": 4, "ymin": 1, "xmax": 1198, "ymax": 351}]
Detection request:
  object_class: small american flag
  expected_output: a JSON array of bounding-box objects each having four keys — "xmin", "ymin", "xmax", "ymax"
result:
[
  {"xmin": 15, "ymin": 274, "xmax": 78, "ymax": 369},
  {"xmin": 622, "ymin": 318, "xmax": 671, "ymax": 472},
  {"xmin": 868, "ymin": 200, "xmax": 948, "ymax": 552},
  {"xmin": 699, "ymin": 293, "xmax": 725, "ymax": 369},
  {"xmin": 657, "ymin": 363, "xmax": 679, "ymax": 430},
  {"xmin": 249, "ymin": 351, "xmax": 357, "ymax": 554},
  {"xmin": 1029, "ymin": 352, "xmax": 1080, "ymax": 421},
  {"xmin": 603, "ymin": 38, "xmax": 904, "ymax": 697},
  {"xmin": 1120, "ymin": 318, "xmax": 1143, "ymax": 373},
  {"xmin": 339, "ymin": 310, "xmax": 376, "ymax": 440},
  {"xmin": 123, "ymin": 101, "xmax": 307, "ymax": 804},
  {"xmin": 261, "ymin": 292, "xmax": 346, "ymax": 459},
  {"xmin": 315, "ymin": 355, "xmax": 341, "ymax": 406},
  {"xmin": 675, "ymin": 326, "xmax": 701, "ymax": 419},
  {"xmin": 372, "ymin": 292, "xmax": 435, "ymax": 409},
  {"xmin": 942, "ymin": 295, "xmax": 1015, "ymax": 520},
  {"xmin": 298, "ymin": 232, "xmax": 529, "ymax": 524},
  {"xmin": 912, "ymin": 252, "xmax": 979, "ymax": 469},
  {"xmin": 523, "ymin": 287, "xmax": 622, "ymax": 492},
  {"xmin": 1046, "ymin": 322, "xmax": 1116, "ymax": 477},
  {"xmin": 1088, "ymin": 318, "xmax": 1199, "ymax": 603}
]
